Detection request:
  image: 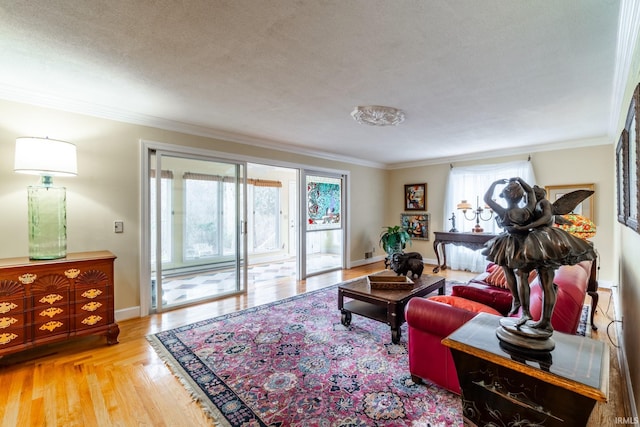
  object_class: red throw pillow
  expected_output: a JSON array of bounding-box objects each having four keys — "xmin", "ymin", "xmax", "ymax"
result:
[
  {"xmin": 428, "ymin": 295, "xmax": 501, "ymax": 315},
  {"xmin": 486, "ymin": 263, "xmax": 498, "ymax": 273},
  {"xmin": 485, "ymin": 267, "xmax": 508, "ymax": 288},
  {"xmin": 485, "ymin": 267, "xmax": 538, "ymax": 289}
]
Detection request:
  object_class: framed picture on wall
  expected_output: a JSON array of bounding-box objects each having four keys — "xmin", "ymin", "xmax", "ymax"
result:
[
  {"xmin": 625, "ymin": 82, "xmax": 640, "ymax": 232},
  {"xmin": 545, "ymin": 183, "xmax": 595, "ymax": 221},
  {"xmin": 404, "ymin": 183, "xmax": 427, "ymax": 211},
  {"xmin": 306, "ymin": 177, "xmax": 342, "ymax": 230},
  {"xmin": 401, "ymin": 213, "xmax": 429, "ymax": 240},
  {"xmin": 617, "ymin": 130, "xmax": 629, "ymax": 224}
]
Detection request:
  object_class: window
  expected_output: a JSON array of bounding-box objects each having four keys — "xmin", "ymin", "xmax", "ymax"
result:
[
  {"xmin": 444, "ymin": 160, "xmax": 536, "ymax": 272},
  {"xmin": 221, "ymin": 180, "xmax": 237, "ymax": 256},
  {"xmin": 182, "ymin": 174, "xmax": 281, "ymax": 261},
  {"xmin": 150, "ymin": 170, "xmax": 173, "ymax": 265},
  {"xmin": 184, "ymin": 174, "xmax": 220, "ymax": 260},
  {"xmin": 251, "ymin": 185, "xmax": 280, "ymax": 252}
]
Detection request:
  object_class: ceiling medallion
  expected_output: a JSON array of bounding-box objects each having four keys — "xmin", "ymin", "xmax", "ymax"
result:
[{"xmin": 351, "ymin": 105, "xmax": 405, "ymax": 126}]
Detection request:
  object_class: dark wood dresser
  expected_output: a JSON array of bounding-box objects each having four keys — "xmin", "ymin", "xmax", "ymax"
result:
[{"xmin": 0, "ymin": 251, "xmax": 119, "ymax": 357}]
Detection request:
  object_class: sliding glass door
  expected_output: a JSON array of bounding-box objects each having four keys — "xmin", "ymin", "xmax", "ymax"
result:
[
  {"xmin": 302, "ymin": 171, "xmax": 345, "ymax": 276},
  {"xmin": 149, "ymin": 149, "xmax": 247, "ymax": 312}
]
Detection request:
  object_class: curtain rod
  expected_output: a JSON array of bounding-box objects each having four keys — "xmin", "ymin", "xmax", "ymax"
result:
[
  {"xmin": 450, "ymin": 155, "xmax": 531, "ymax": 168},
  {"xmin": 449, "ymin": 155, "xmax": 530, "ymax": 170}
]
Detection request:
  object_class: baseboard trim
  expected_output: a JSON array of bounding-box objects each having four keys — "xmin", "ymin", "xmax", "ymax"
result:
[
  {"xmin": 115, "ymin": 306, "xmax": 140, "ymax": 322},
  {"xmin": 349, "ymin": 256, "xmax": 437, "ymax": 269},
  {"xmin": 598, "ymin": 280, "xmax": 614, "ymax": 290},
  {"xmin": 349, "ymin": 256, "xmax": 384, "ymax": 268},
  {"xmin": 611, "ymin": 284, "xmax": 638, "ymax": 421}
]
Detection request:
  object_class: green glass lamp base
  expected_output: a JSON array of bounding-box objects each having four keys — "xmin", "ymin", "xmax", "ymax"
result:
[{"xmin": 28, "ymin": 185, "xmax": 67, "ymax": 260}]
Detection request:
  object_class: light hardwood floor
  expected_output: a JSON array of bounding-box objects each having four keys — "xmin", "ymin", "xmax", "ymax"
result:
[{"xmin": 0, "ymin": 262, "xmax": 628, "ymax": 426}]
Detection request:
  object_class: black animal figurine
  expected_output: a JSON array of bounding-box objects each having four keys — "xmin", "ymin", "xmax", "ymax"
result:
[{"xmin": 390, "ymin": 252, "xmax": 424, "ymax": 278}]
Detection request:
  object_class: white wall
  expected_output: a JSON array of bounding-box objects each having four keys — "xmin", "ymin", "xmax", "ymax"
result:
[
  {"xmin": 0, "ymin": 99, "xmax": 387, "ymax": 314},
  {"xmin": 388, "ymin": 145, "xmax": 615, "ymax": 281},
  {"xmin": 615, "ymin": 54, "xmax": 640, "ymax": 416},
  {"xmin": 0, "ymin": 98, "xmax": 620, "ymax": 318}
]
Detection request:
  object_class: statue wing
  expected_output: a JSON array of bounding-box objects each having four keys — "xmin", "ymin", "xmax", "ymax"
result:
[
  {"xmin": 553, "ymin": 215, "xmax": 574, "ymax": 226},
  {"xmin": 551, "ymin": 190, "xmax": 594, "ymax": 215}
]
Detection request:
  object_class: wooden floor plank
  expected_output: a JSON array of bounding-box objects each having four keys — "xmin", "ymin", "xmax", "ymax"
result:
[
  {"xmin": 0, "ymin": 262, "xmax": 628, "ymax": 426},
  {"xmin": 63, "ymin": 364, "xmax": 83, "ymax": 427},
  {"xmin": 1, "ymin": 371, "xmax": 22, "ymax": 427}
]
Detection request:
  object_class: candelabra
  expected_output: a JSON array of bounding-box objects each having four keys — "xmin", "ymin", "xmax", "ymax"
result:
[{"xmin": 457, "ymin": 195, "xmax": 493, "ymax": 233}]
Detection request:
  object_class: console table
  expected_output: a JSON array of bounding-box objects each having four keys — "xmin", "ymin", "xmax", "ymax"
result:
[
  {"xmin": 0, "ymin": 251, "xmax": 119, "ymax": 357},
  {"xmin": 432, "ymin": 231, "xmax": 497, "ymax": 273},
  {"xmin": 443, "ymin": 313, "xmax": 608, "ymax": 426}
]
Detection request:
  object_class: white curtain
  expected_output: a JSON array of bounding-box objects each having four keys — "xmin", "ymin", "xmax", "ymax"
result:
[{"xmin": 443, "ymin": 160, "xmax": 537, "ymax": 272}]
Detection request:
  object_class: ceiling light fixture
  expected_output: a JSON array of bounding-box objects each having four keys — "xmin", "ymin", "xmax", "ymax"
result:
[{"xmin": 351, "ymin": 105, "xmax": 405, "ymax": 126}]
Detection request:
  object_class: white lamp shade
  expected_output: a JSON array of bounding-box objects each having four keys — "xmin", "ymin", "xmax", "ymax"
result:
[
  {"xmin": 14, "ymin": 137, "xmax": 77, "ymax": 177},
  {"xmin": 457, "ymin": 200, "xmax": 472, "ymax": 210}
]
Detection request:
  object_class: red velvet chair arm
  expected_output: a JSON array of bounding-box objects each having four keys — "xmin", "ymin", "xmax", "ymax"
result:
[
  {"xmin": 405, "ymin": 297, "xmax": 479, "ymax": 336},
  {"xmin": 405, "ymin": 297, "xmax": 480, "ymax": 393}
]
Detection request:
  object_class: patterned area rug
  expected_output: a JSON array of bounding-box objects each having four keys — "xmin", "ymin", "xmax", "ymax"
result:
[
  {"xmin": 576, "ymin": 304, "xmax": 591, "ymax": 337},
  {"xmin": 147, "ymin": 279, "xmax": 462, "ymax": 426}
]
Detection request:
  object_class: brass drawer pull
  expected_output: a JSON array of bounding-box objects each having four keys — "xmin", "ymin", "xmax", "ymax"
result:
[
  {"xmin": 81, "ymin": 315, "xmax": 102, "ymax": 326},
  {"xmin": 0, "ymin": 302, "xmax": 18, "ymax": 314},
  {"xmin": 0, "ymin": 317, "xmax": 18, "ymax": 329},
  {"xmin": 39, "ymin": 294, "xmax": 64, "ymax": 305},
  {"xmin": 81, "ymin": 302, "xmax": 102, "ymax": 312},
  {"xmin": 64, "ymin": 269, "xmax": 81, "ymax": 279},
  {"xmin": 40, "ymin": 307, "xmax": 63, "ymax": 318},
  {"xmin": 39, "ymin": 321, "xmax": 64, "ymax": 332},
  {"xmin": 81, "ymin": 289, "xmax": 103, "ymax": 299},
  {"xmin": 18, "ymin": 273, "xmax": 37, "ymax": 284},
  {"xmin": 0, "ymin": 333, "xmax": 18, "ymax": 345}
]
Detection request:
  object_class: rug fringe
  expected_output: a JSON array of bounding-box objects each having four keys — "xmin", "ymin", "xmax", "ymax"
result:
[{"xmin": 146, "ymin": 334, "xmax": 232, "ymax": 427}]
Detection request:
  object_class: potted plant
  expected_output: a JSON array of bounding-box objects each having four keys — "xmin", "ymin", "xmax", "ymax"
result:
[{"xmin": 379, "ymin": 225, "xmax": 411, "ymax": 257}]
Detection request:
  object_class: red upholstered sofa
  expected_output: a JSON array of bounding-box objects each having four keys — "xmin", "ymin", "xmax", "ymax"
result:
[{"xmin": 404, "ymin": 261, "xmax": 592, "ymax": 394}]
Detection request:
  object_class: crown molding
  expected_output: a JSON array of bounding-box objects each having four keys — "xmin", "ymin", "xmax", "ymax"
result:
[
  {"xmin": 0, "ymin": 84, "xmax": 386, "ymax": 170},
  {"xmin": 0, "ymin": 85, "xmax": 612, "ymax": 171},
  {"xmin": 386, "ymin": 135, "xmax": 612, "ymax": 170},
  {"xmin": 609, "ymin": 0, "xmax": 640, "ymax": 134}
]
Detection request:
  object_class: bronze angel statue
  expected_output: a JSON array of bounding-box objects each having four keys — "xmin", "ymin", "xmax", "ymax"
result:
[{"xmin": 482, "ymin": 178, "xmax": 595, "ymax": 346}]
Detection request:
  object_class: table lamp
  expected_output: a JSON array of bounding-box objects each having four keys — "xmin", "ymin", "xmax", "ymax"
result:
[
  {"xmin": 457, "ymin": 196, "xmax": 493, "ymax": 233},
  {"xmin": 14, "ymin": 137, "xmax": 77, "ymax": 260}
]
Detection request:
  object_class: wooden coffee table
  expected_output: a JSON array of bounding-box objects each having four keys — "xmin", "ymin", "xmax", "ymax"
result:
[{"xmin": 338, "ymin": 273, "xmax": 446, "ymax": 343}]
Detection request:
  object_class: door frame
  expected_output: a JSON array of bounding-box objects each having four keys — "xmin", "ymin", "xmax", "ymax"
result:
[
  {"xmin": 300, "ymin": 170, "xmax": 348, "ymax": 277},
  {"xmin": 140, "ymin": 140, "xmax": 250, "ymax": 315},
  {"xmin": 139, "ymin": 139, "xmax": 351, "ymax": 315}
]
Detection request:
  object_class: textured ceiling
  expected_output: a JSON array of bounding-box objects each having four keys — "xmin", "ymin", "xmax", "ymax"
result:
[{"xmin": 0, "ymin": 1, "xmax": 630, "ymax": 167}]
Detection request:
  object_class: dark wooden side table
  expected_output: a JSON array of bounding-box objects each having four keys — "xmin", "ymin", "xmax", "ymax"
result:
[
  {"xmin": 442, "ymin": 313, "xmax": 608, "ymax": 427},
  {"xmin": 432, "ymin": 231, "xmax": 497, "ymax": 272},
  {"xmin": 587, "ymin": 249, "xmax": 599, "ymax": 330},
  {"xmin": 338, "ymin": 274, "xmax": 445, "ymax": 344}
]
